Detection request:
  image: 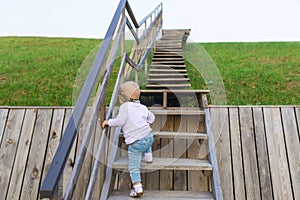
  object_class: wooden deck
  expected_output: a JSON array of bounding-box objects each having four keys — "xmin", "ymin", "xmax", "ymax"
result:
[{"xmin": 0, "ymin": 106, "xmax": 299, "ymax": 200}]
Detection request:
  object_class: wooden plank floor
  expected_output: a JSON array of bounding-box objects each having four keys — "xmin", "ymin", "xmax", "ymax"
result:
[
  {"xmin": 210, "ymin": 106, "xmax": 300, "ymax": 200},
  {"xmin": 0, "ymin": 106, "xmax": 299, "ymax": 200}
]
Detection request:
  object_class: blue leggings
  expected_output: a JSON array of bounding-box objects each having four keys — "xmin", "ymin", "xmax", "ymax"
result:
[{"xmin": 128, "ymin": 133, "xmax": 154, "ymax": 183}]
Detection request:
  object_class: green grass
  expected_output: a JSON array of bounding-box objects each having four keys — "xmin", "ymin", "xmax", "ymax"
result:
[
  {"xmin": 0, "ymin": 37, "xmax": 101, "ymax": 106},
  {"xmin": 186, "ymin": 42, "xmax": 300, "ymax": 105},
  {"xmin": 0, "ymin": 37, "xmax": 299, "ymax": 106}
]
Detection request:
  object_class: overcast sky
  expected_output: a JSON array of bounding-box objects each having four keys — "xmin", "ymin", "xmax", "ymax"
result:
[{"xmin": 1, "ymin": 0, "xmax": 300, "ymax": 42}]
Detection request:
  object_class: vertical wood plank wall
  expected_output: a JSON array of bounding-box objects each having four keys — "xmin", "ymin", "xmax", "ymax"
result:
[{"xmin": 0, "ymin": 106, "xmax": 299, "ymax": 200}]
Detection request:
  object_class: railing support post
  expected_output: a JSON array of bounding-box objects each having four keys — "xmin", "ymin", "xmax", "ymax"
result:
[{"xmin": 135, "ymin": 27, "xmax": 139, "ymax": 83}]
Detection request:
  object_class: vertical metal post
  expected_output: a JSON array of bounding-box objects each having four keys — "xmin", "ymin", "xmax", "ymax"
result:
[
  {"xmin": 121, "ymin": 9, "xmax": 125, "ymax": 56},
  {"xmin": 144, "ymin": 21, "xmax": 148, "ymax": 75},
  {"xmin": 135, "ymin": 27, "xmax": 139, "ymax": 83}
]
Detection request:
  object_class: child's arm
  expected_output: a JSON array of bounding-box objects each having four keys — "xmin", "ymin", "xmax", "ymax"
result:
[
  {"xmin": 147, "ymin": 111, "xmax": 155, "ymax": 124},
  {"xmin": 101, "ymin": 104, "xmax": 127, "ymax": 129}
]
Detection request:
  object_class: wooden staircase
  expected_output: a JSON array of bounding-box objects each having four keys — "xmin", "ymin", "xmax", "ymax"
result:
[
  {"xmin": 100, "ymin": 29, "xmax": 222, "ymax": 200},
  {"xmin": 147, "ymin": 29, "xmax": 191, "ymax": 89}
]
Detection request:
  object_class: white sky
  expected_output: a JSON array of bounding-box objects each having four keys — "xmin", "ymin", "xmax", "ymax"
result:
[{"xmin": 1, "ymin": 0, "xmax": 300, "ymax": 42}]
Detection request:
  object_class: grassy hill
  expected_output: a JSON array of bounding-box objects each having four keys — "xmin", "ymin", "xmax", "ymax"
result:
[{"xmin": 0, "ymin": 37, "xmax": 299, "ymax": 106}]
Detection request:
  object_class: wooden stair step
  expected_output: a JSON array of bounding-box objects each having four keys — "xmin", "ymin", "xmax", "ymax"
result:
[
  {"xmin": 141, "ymin": 89, "xmax": 210, "ymax": 94},
  {"xmin": 155, "ymin": 49, "xmax": 183, "ymax": 52},
  {"xmin": 152, "ymin": 59, "xmax": 184, "ymax": 62},
  {"xmin": 152, "ymin": 64, "xmax": 186, "ymax": 68},
  {"xmin": 148, "ymin": 73, "xmax": 188, "ymax": 77},
  {"xmin": 146, "ymin": 83, "xmax": 191, "ymax": 88},
  {"xmin": 147, "ymin": 78, "xmax": 190, "ymax": 82},
  {"xmin": 113, "ymin": 157, "xmax": 212, "ymax": 171},
  {"xmin": 154, "ymin": 51, "xmax": 182, "ymax": 54},
  {"xmin": 161, "ymin": 36, "xmax": 183, "ymax": 39},
  {"xmin": 152, "ymin": 61, "xmax": 185, "ymax": 65},
  {"xmin": 155, "ymin": 47, "xmax": 183, "ymax": 50},
  {"xmin": 149, "ymin": 107, "xmax": 205, "ymax": 116},
  {"xmin": 152, "ymin": 58, "xmax": 184, "ymax": 61},
  {"xmin": 156, "ymin": 42, "xmax": 182, "ymax": 45},
  {"xmin": 120, "ymin": 131, "xmax": 207, "ymax": 140},
  {"xmin": 157, "ymin": 42, "xmax": 182, "ymax": 45},
  {"xmin": 153, "ymin": 55, "xmax": 183, "ymax": 58},
  {"xmin": 156, "ymin": 45, "xmax": 182, "ymax": 48},
  {"xmin": 153, "ymin": 131, "xmax": 207, "ymax": 139},
  {"xmin": 149, "ymin": 69, "xmax": 187, "ymax": 73},
  {"xmin": 154, "ymin": 52, "xmax": 183, "ymax": 56},
  {"xmin": 108, "ymin": 190, "xmax": 214, "ymax": 200},
  {"xmin": 149, "ymin": 108, "xmax": 205, "ymax": 116}
]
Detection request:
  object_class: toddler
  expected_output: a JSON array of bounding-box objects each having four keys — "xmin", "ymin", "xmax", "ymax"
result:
[{"xmin": 102, "ymin": 81, "xmax": 155, "ymax": 197}]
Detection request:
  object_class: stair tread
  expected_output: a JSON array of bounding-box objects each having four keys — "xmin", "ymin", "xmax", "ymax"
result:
[
  {"xmin": 113, "ymin": 157, "xmax": 212, "ymax": 171},
  {"xmin": 146, "ymin": 83, "xmax": 191, "ymax": 88},
  {"xmin": 152, "ymin": 58, "xmax": 184, "ymax": 61},
  {"xmin": 149, "ymin": 69, "xmax": 187, "ymax": 72},
  {"xmin": 156, "ymin": 45, "xmax": 182, "ymax": 48},
  {"xmin": 108, "ymin": 190, "xmax": 214, "ymax": 200},
  {"xmin": 141, "ymin": 89, "xmax": 210, "ymax": 93},
  {"xmin": 152, "ymin": 64, "xmax": 186, "ymax": 67},
  {"xmin": 153, "ymin": 131, "xmax": 207, "ymax": 139},
  {"xmin": 153, "ymin": 56, "xmax": 183, "ymax": 58},
  {"xmin": 152, "ymin": 61, "xmax": 185, "ymax": 64},
  {"xmin": 149, "ymin": 108, "xmax": 205, "ymax": 115},
  {"xmin": 147, "ymin": 78, "xmax": 190, "ymax": 82},
  {"xmin": 154, "ymin": 51, "xmax": 183, "ymax": 54},
  {"xmin": 148, "ymin": 73, "xmax": 188, "ymax": 77},
  {"xmin": 120, "ymin": 131, "xmax": 207, "ymax": 139},
  {"xmin": 157, "ymin": 42, "xmax": 182, "ymax": 45},
  {"xmin": 151, "ymin": 66, "xmax": 186, "ymax": 69},
  {"xmin": 155, "ymin": 49, "xmax": 183, "ymax": 52}
]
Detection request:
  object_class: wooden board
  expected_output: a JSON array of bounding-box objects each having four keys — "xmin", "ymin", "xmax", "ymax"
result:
[
  {"xmin": 109, "ymin": 190, "xmax": 214, "ymax": 200},
  {"xmin": 0, "ymin": 109, "xmax": 25, "ymax": 200},
  {"xmin": 91, "ymin": 115, "xmax": 105, "ymax": 199},
  {"xmin": 6, "ymin": 109, "xmax": 37, "ymax": 200},
  {"xmin": 41, "ymin": 109, "xmax": 65, "ymax": 177},
  {"xmin": 281, "ymin": 107, "xmax": 300, "ymax": 199},
  {"xmin": 160, "ymin": 115, "xmax": 174, "ymax": 190},
  {"xmin": 239, "ymin": 107, "xmax": 261, "ymax": 200},
  {"xmin": 210, "ymin": 107, "xmax": 234, "ymax": 199},
  {"xmin": 145, "ymin": 115, "xmax": 161, "ymax": 190},
  {"xmin": 62, "ymin": 109, "xmax": 77, "ymax": 195},
  {"xmin": 0, "ymin": 109, "xmax": 9, "ymax": 146},
  {"xmin": 41, "ymin": 109, "xmax": 65, "ymax": 199},
  {"xmin": 296, "ymin": 107, "xmax": 300, "ymax": 139},
  {"xmin": 113, "ymin": 157, "xmax": 212, "ymax": 171},
  {"xmin": 173, "ymin": 115, "xmax": 187, "ymax": 191},
  {"xmin": 150, "ymin": 109, "xmax": 205, "ymax": 116},
  {"xmin": 252, "ymin": 107, "xmax": 273, "ymax": 200},
  {"xmin": 229, "ymin": 107, "xmax": 246, "ymax": 200},
  {"xmin": 20, "ymin": 109, "xmax": 53, "ymax": 200},
  {"xmin": 187, "ymin": 115, "xmax": 208, "ymax": 192},
  {"xmin": 263, "ymin": 107, "xmax": 293, "ymax": 200},
  {"xmin": 73, "ymin": 107, "xmax": 94, "ymax": 199}
]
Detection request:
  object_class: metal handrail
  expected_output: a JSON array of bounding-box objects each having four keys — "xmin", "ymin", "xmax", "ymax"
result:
[
  {"xmin": 86, "ymin": 22, "xmax": 161, "ymax": 199},
  {"xmin": 40, "ymin": 0, "xmax": 162, "ymax": 198},
  {"xmin": 85, "ymin": 53, "xmax": 127, "ymax": 200}
]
